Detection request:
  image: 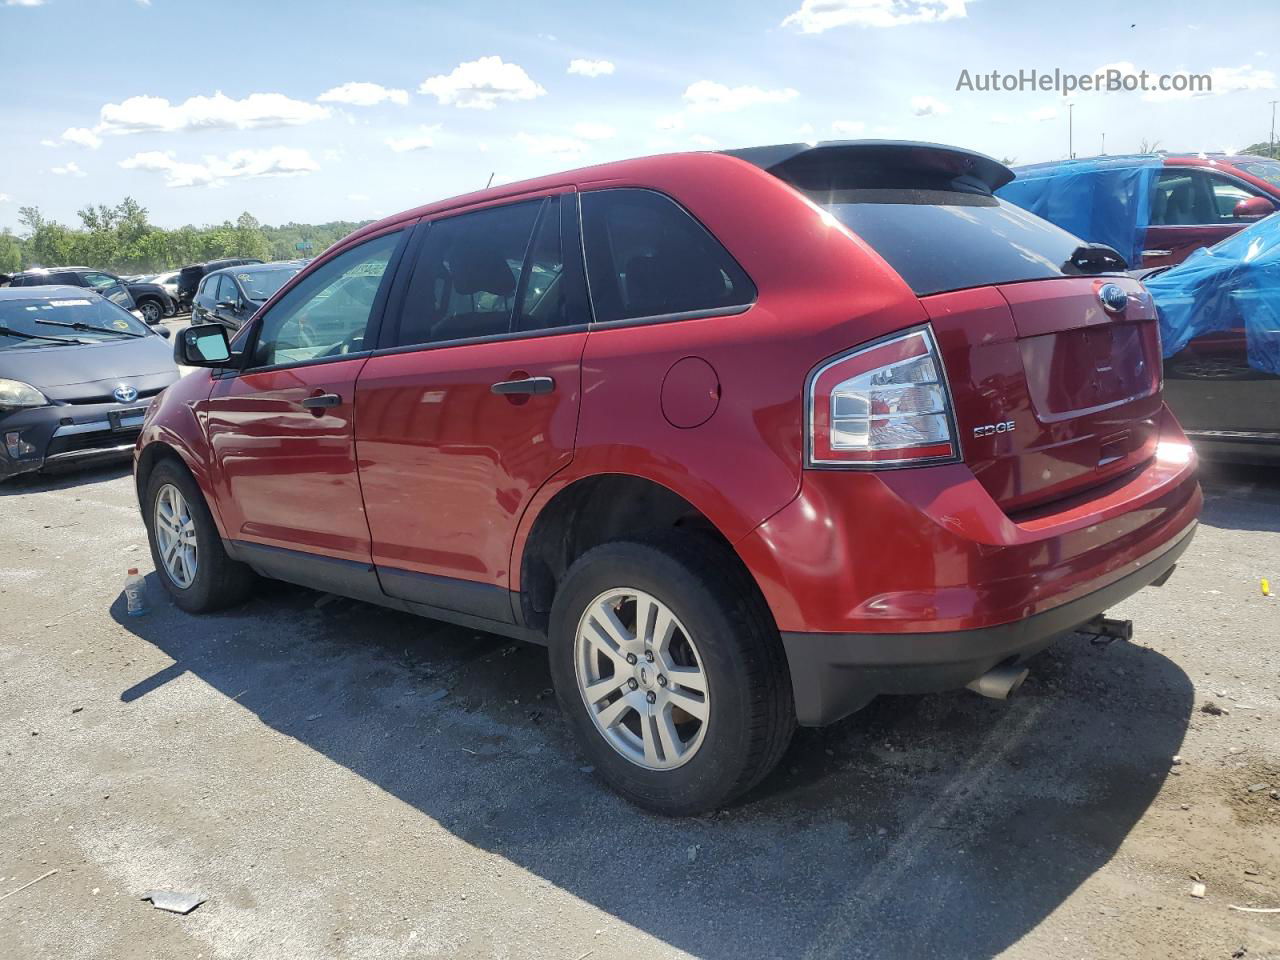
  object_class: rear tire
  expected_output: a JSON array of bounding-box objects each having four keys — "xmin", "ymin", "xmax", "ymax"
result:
[
  {"xmin": 143, "ymin": 458, "xmax": 254, "ymax": 613},
  {"xmin": 138, "ymin": 298, "xmax": 163, "ymax": 324},
  {"xmin": 548, "ymin": 534, "xmax": 795, "ymax": 815}
]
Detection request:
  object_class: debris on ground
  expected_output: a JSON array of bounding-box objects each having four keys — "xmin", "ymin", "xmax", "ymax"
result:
[
  {"xmin": 1247, "ymin": 783, "xmax": 1271, "ymax": 793},
  {"xmin": 1229, "ymin": 905, "xmax": 1280, "ymax": 914},
  {"xmin": 0, "ymin": 869, "xmax": 57, "ymax": 903},
  {"xmin": 1201, "ymin": 702, "xmax": 1227, "ymax": 716},
  {"xmin": 305, "ymin": 713, "xmax": 322, "ymax": 722},
  {"xmin": 1190, "ymin": 882, "xmax": 1206, "ymax": 899},
  {"xmin": 423, "ymin": 688, "xmax": 448, "ymax": 704},
  {"xmin": 687, "ymin": 844, "xmax": 699, "ymax": 863},
  {"xmin": 141, "ymin": 890, "xmax": 207, "ymax": 914}
]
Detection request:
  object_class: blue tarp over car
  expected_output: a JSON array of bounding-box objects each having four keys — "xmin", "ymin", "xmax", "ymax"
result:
[
  {"xmin": 996, "ymin": 156, "xmax": 1162, "ymax": 268},
  {"xmin": 1144, "ymin": 212, "xmax": 1280, "ymax": 375}
]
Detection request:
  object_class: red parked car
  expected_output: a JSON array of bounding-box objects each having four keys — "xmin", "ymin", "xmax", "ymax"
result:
[{"xmin": 136, "ymin": 141, "xmax": 1201, "ymax": 814}]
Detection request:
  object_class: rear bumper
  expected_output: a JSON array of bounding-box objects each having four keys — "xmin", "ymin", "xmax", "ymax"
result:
[
  {"xmin": 734, "ymin": 404, "xmax": 1203, "ymax": 724},
  {"xmin": 782, "ymin": 520, "xmax": 1195, "ymax": 725}
]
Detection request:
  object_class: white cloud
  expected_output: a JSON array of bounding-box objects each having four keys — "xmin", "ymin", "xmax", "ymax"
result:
[
  {"xmin": 97, "ymin": 92, "xmax": 329, "ymax": 136},
  {"xmin": 684, "ymin": 80, "xmax": 799, "ymax": 112},
  {"xmin": 385, "ymin": 126, "xmax": 439, "ymax": 152},
  {"xmin": 1029, "ymin": 106, "xmax": 1058, "ymax": 122},
  {"xmin": 1146, "ymin": 64, "xmax": 1276, "ymax": 102},
  {"xmin": 831, "ymin": 120, "xmax": 866, "ymax": 136},
  {"xmin": 568, "ymin": 58, "xmax": 615, "ymax": 78},
  {"xmin": 0, "ymin": 193, "xmax": 11, "ymax": 203},
  {"xmin": 61, "ymin": 126, "xmax": 102, "ymax": 149},
  {"xmin": 573, "ymin": 122, "xmax": 616, "ymax": 140},
  {"xmin": 119, "ymin": 146, "xmax": 319, "ymax": 188},
  {"xmin": 39, "ymin": 138, "xmax": 57, "ymax": 147},
  {"xmin": 656, "ymin": 114, "xmax": 685, "ymax": 131},
  {"xmin": 5, "ymin": 0, "xmax": 47, "ymax": 6},
  {"xmin": 515, "ymin": 132, "xmax": 589, "ymax": 160},
  {"xmin": 783, "ymin": 0, "xmax": 965, "ymax": 33},
  {"xmin": 317, "ymin": 81, "xmax": 409, "ymax": 107},
  {"xmin": 689, "ymin": 134, "xmax": 718, "ymax": 148},
  {"xmin": 420, "ymin": 56, "xmax": 546, "ymax": 110},
  {"xmin": 51, "ymin": 161, "xmax": 85, "ymax": 177},
  {"xmin": 911, "ymin": 95, "xmax": 950, "ymax": 117}
]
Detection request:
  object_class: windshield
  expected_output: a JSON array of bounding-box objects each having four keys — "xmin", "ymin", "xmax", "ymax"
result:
[
  {"xmin": 0, "ymin": 296, "xmax": 152, "ymax": 348},
  {"xmin": 236, "ymin": 267, "xmax": 300, "ymax": 301},
  {"xmin": 1235, "ymin": 159, "xmax": 1280, "ymax": 190},
  {"xmin": 820, "ymin": 191, "xmax": 1097, "ymax": 296}
]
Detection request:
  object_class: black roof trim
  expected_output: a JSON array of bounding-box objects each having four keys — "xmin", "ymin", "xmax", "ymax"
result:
[{"xmin": 723, "ymin": 140, "xmax": 1015, "ymax": 195}]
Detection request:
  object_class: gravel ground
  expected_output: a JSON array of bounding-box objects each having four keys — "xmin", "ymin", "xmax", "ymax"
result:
[{"xmin": 1, "ymin": 459, "xmax": 1278, "ymax": 960}]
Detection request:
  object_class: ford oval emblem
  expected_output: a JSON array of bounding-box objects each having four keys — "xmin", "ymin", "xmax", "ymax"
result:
[
  {"xmin": 113, "ymin": 383, "xmax": 139, "ymax": 404},
  {"xmin": 1098, "ymin": 283, "xmax": 1128, "ymax": 314}
]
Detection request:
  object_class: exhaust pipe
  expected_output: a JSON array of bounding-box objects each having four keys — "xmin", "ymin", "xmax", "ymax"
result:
[
  {"xmin": 966, "ymin": 662, "xmax": 1029, "ymax": 700},
  {"xmin": 1082, "ymin": 615, "xmax": 1133, "ymax": 643}
]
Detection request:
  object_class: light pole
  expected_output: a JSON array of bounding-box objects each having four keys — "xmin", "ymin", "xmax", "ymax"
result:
[
  {"xmin": 1270, "ymin": 100, "xmax": 1278, "ymax": 158},
  {"xmin": 1067, "ymin": 102, "xmax": 1075, "ymax": 159}
]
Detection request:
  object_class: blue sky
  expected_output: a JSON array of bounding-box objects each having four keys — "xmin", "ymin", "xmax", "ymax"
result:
[{"xmin": 1, "ymin": 0, "xmax": 1276, "ymax": 231}]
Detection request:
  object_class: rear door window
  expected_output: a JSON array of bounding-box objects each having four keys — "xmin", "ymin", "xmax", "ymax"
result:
[
  {"xmin": 823, "ymin": 191, "xmax": 1091, "ymax": 296},
  {"xmin": 580, "ymin": 188, "xmax": 756, "ymax": 324},
  {"xmin": 389, "ymin": 195, "xmax": 586, "ymax": 348}
]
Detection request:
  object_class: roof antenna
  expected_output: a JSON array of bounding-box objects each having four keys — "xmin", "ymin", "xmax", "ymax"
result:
[{"xmin": 485, "ymin": 172, "xmax": 495, "ymax": 189}]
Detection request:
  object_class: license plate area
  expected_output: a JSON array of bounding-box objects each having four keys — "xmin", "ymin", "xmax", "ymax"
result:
[{"xmin": 109, "ymin": 406, "xmax": 149, "ymax": 431}]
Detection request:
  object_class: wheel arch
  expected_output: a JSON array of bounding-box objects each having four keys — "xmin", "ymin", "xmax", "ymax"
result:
[{"xmin": 513, "ymin": 471, "xmax": 768, "ymax": 634}]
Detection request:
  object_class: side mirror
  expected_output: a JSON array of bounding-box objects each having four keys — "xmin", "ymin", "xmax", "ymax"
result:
[
  {"xmin": 1233, "ymin": 196, "xmax": 1275, "ymax": 221},
  {"xmin": 176, "ymin": 324, "xmax": 232, "ymax": 367}
]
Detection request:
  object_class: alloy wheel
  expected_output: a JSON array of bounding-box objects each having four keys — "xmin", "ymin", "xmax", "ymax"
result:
[
  {"xmin": 574, "ymin": 587, "xmax": 710, "ymax": 770},
  {"xmin": 153, "ymin": 483, "xmax": 198, "ymax": 589}
]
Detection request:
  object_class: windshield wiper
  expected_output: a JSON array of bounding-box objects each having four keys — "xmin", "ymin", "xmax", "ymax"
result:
[
  {"xmin": 0, "ymin": 325, "xmax": 83, "ymax": 345},
  {"xmin": 35, "ymin": 317, "xmax": 144, "ymax": 338}
]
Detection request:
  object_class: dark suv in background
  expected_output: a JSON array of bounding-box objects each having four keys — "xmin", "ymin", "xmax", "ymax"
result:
[
  {"xmin": 9, "ymin": 267, "xmax": 178, "ymax": 324},
  {"xmin": 176, "ymin": 258, "xmax": 264, "ymax": 310},
  {"xmin": 190, "ymin": 262, "xmax": 303, "ymax": 330}
]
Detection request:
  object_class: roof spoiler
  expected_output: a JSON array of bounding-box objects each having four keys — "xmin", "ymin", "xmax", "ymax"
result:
[{"xmin": 723, "ymin": 140, "xmax": 1015, "ymax": 196}]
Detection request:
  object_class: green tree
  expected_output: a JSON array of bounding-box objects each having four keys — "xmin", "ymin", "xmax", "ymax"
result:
[{"xmin": 0, "ymin": 230, "xmax": 22, "ymax": 274}]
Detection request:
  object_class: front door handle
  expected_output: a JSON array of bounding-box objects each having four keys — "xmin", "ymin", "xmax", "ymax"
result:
[
  {"xmin": 302, "ymin": 392, "xmax": 342, "ymax": 409},
  {"xmin": 491, "ymin": 376, "xmax": 555, "ymax": 396}
]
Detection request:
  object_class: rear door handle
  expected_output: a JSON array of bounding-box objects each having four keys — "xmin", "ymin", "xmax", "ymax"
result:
[
  {"xmin": 491, "ymin": 376, "xmax": 555, "ymax": 396},
  {"xmin": 302, "ymin": 393, "xmax": 342, "ymax": 409}
]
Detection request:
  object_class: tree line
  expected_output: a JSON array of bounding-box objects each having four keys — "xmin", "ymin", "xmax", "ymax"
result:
[{"xmin": 0, "ymin": 197, "xmax": 370, "ymax": 276}]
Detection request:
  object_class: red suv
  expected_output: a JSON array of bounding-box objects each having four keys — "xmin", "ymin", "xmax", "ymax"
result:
[{"xmin": 137, "ymin": 141, "xmax": 1202, "ymax": 814}]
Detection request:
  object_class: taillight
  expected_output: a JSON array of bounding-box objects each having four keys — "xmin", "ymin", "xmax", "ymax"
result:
[{"xmin": 807, "ymin": 325, "xmax": 960, "ymax": 468}]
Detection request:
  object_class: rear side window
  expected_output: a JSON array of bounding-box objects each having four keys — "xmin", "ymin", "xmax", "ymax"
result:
[
  {"xmin": 824, "ymin": 191, "xmax": 1090, "ymax": 296},
  {"xmin": 580, "ymin": 189, "xmax": 755, "ymax": 324},
  {"xmin": 391, "ymin": 195, "xmax": 584, "ymax": 348}
]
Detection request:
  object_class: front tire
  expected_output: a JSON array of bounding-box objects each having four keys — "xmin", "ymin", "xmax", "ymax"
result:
[
  {"xmin": 143, "ymin": 458, "xmax": 254, "ymax": 613},
  {"xmin": 548, "ymin": 535, "xmax": 795, "ymax": 815}
]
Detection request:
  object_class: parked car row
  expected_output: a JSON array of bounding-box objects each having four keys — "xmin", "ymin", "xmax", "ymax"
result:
[
  {"xmin": 6, "ymin": 266, "xmax": 178, "ymax": 324},
  {"xmin": 139, "ymin": 140, "xmax": 1201, "ymax": 814}
]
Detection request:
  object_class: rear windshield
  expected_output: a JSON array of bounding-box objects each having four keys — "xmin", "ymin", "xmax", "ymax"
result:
[{"xmin": 822, "ymin": 190, "xmax": 1092, "ymax": 296}]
